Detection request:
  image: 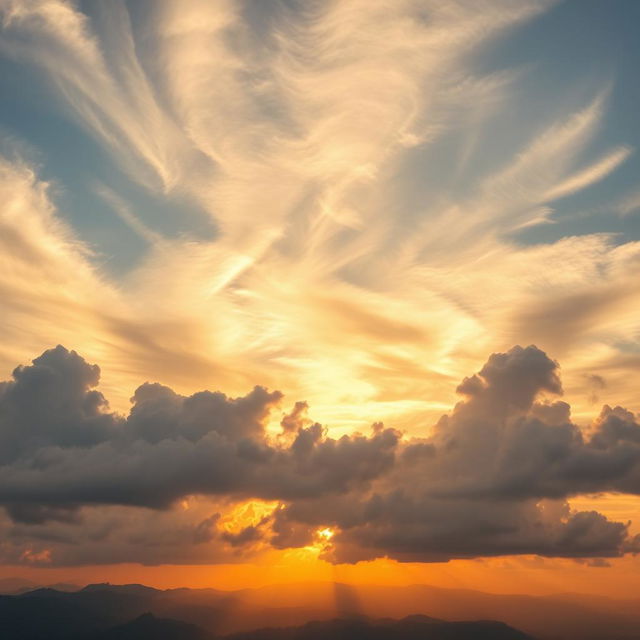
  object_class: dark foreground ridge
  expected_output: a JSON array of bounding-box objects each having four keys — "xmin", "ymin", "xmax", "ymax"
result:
[
  {"xmin": 1, "ymin": 582, "xmax": 639, "ymax": 640},
  {"xmin": 0, "ymin": 586, "xmax": 531, "ymax": 640},
  {"xmin": 224, "ymin": 615, "xmax": 533, "ymax": 640},
  {"xmin": 88, "ymin": 612, "xmax": 210, "ymax": 640},
  {"xmin": 52, "ymin": 612, "xmax": 535, "ymax": 640}
]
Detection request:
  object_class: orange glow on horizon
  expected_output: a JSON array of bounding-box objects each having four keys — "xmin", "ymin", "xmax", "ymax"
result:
[
  {"xmin": 3, "ymin": 543, "xmax": 640, "ymax": 600},
  {"xmin": 3, "ymin": 494, "xmax": 637, "ymax": 598}
]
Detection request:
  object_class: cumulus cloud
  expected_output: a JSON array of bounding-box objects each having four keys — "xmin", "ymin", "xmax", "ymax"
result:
[
  {"xmin": 0, "ymin": 344, "xmax": 639, "ymax": 566},
  {"xmin": 0, "ymin": 345, "xmax": 399, "ymax": 515},
  {"xmin": 272, "ymin": 346, "xmax": 640, "ymax": 563}
]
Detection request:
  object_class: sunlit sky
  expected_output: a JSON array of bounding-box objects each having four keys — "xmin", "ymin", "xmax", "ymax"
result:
[{"xmin": 1, "ymin": 0, "xmax": 640, "ymax": 596}]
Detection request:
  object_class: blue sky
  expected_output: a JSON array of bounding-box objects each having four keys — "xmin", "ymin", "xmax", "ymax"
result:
[{"xmin": 1, "ymin": 1, "xmax": 638, "ymax": 268}]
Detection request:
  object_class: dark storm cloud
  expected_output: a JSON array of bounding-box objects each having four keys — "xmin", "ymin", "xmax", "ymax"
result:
[
  {"xmin": 221, "ymin": 523, "xmax": 266, "ymax": 548},
  {"xmin": 280, "ymin": 400, "xmax": 310, "ymax": 433},
  {"xmin": 266, "ymin": 345, "xmax": 640, "ymax": 563},
  {"xmin": 0, "ymin": 346, "xmax": 399, "ymax": 511},
  {"xmin": 0, "ymin": 345, "xmax": 118, "ymax": 463},
  {"xmin": 383, "ymin": 345, "xmax": 640, "ymax": 504},
  {"xmin": 0, "ymin": 344, "xmax": 639, "ymax": 565},
  {"xmin": 0, "ymin": 504, "xmax": 248, "ymax": 566},
  {"xmin": 273, "ymin": 498, "xmax": 631, "ymax": 564}
]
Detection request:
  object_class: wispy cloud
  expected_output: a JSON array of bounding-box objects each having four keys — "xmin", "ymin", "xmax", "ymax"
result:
[
  {"xmin": 0, "ymin": 0, "xmax": 638, "ymax": 437},
  {"xmin": 544, "ymin": 145, "xmax": 632, "ymax": 201}
]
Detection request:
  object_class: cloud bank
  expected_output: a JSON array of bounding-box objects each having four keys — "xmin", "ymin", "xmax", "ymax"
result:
[{"xmin": 0, "ymin": 345, "xmax": 638, "ymax": 566}]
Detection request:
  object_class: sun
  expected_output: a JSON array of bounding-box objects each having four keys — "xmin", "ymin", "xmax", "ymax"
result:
[{"xmin": 316, "ymin": 527, "xmax": 334, "ymax": 541}]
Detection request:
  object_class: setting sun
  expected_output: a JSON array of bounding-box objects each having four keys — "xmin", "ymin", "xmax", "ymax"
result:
[{"xmin": 317, "ymin": 528, "xmax": 335, "ymax": 541}]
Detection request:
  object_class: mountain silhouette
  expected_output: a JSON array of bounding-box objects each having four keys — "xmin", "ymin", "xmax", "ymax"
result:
[
  {"xmin": 79, "ymin": 612, "xmax": 533, "ymax": 640},
  {"xmin": 87, "ymin": 612, "xmax": 211, "ymax": 640},
  {"xmin": 1, "ymin": 581, "xmax": 639, "ymax": 640},
  {"xmin": 224, "ymin": 615, "xmax": 534, "ymax": 640}
]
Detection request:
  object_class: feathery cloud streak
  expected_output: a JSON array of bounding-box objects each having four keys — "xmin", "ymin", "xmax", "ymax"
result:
[{"xmin": 0, "ymin": 2, "xmax": 639, "ymax": 502}]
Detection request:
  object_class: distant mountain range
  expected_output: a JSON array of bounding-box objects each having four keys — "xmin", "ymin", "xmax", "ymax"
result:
[
  {"xmin": 87, "ymin": 612, "xmax": 210, "ymax": 640},
  {"xmin": 1, "ymin": 601, "xmax": 532, "ymax": 640},
  {"xmin": 0, "ymin": 576, "xmax": 79, "ymax": 595},
  {"xmin": 0, "ymin": 581, "xmax": 638, "ymax": 640},
  {"xmin": 224, "ymin": 615, "xmax": 533, "ymax": 640}
]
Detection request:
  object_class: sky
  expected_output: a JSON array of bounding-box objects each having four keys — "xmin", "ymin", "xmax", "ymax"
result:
[{"xmin": 0, "ymin": 0, "xmax": 640, "ymax": 597}]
